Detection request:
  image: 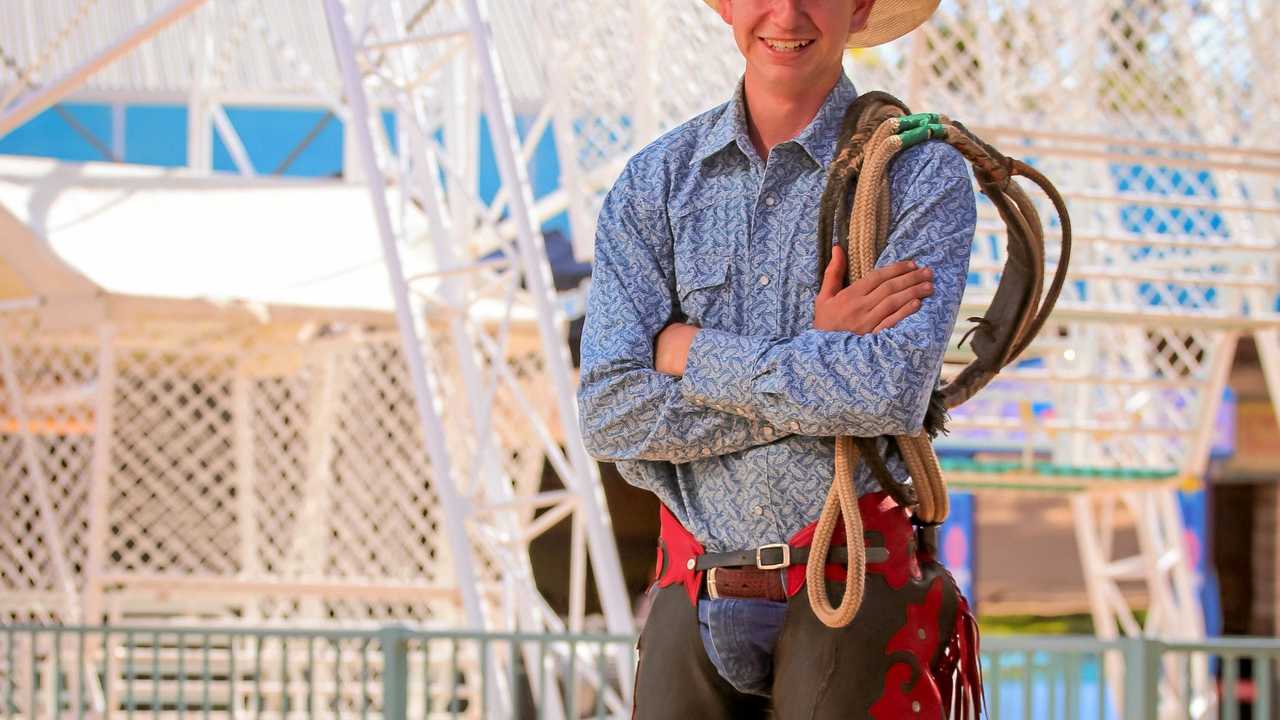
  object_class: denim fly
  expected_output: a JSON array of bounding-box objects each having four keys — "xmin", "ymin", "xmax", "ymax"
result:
[{"xmin": 696, "ymin": 595, "xmax": 789, "ymax": 696}]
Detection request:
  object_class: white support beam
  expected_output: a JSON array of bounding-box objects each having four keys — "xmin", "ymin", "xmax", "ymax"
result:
[
  {"xmin": 1255, "ymin": 329, "xmax": 1280, "ymax": 433},
  {"xmin": 233, "ymin": 357, "xmax": 261, "ymax": 623},
  {"xmin": 292, "ymin": 353, "xmax": 339, "ymax": 577},
  {"xmin": 111, "ymin": 102, "xmax": 126, "ymax": 160},
  {"xmin": 359, "ymin": 28, "xmax": 469, "ymax": 53},
  {"xmin": 187, "ymin": 30, "xmax": 213, "ymax": 173},
  {"xmin": 82, "ymin": 325, "xmax": 116, "ymax": 625},
  {"xmin": 0, "ymin": 0, "xmax": 210, "ymax": 138},
  {"xmin": 460, "ymin": 0, "xmax": 633, "ymax": 639},
  {"xmin": 211, "ymin": 104, "xmax": 256, "ymax": 176},
  {"xmin": 0, "ymin": 335, "xmax": 80, "ymax": 618},
  {"xmin": 1071, "ymin": 493, "xmax": 1125, "ymax": 709},
  {"xmin": 323, "ymin": 0, "xmax": 487, "ymax": 631},
  {"xmin": 1185, "ymin": 331, "xmax": 1239, "ymax": 479}
]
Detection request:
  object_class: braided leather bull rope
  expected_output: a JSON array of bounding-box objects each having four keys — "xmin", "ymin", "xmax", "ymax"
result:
[{"xmin": 806, "ymin": 93, "xmax": 1072, "ymax": 629}]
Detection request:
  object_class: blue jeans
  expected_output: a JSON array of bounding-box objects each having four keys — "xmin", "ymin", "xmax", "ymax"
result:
[{"xmin": 696, "ymin": 595, "xmax": 789, "ymax": 696}]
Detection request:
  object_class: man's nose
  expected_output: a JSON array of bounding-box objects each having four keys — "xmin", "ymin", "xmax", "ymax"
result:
[{"xmin": 768, "ymin": 0, "xmax": 805, "ymax": 28}]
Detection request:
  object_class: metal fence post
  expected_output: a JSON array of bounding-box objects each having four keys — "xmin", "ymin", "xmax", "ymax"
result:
[
  {"xmin": 381, "ymin": 625, "xmax": 409, "ymax": 720},
  {"xmin": 1124, "ymin": 637, "xmax": 1162, "ymax": 720}
]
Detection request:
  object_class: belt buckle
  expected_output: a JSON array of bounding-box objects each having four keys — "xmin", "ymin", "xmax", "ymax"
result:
[
  {"xmin": 755, "ymin": 543, "xmax": 790, "ymax": 570},
  {"xmin": 706, "ymin": 567, "xmax": 721, "ymax": 599}
]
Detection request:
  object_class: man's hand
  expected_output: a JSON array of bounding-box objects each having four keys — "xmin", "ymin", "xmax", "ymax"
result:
[
  {"xmin": 814, "ymin": 245, "xmax": 934, "ymax": 334},
  {"xmin": 654, "ymin": 322, "xmax": 699, "ymax": 376}
]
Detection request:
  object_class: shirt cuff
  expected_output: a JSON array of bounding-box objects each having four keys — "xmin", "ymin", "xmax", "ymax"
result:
[{"xmin": 680, "ymin": 327, "xmax": 766, "ymax": 414}]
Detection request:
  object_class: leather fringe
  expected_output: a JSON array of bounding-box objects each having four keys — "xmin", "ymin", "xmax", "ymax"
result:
[
  {"xmin": 937, "ymin": 595, "xmax": 985, "ymax": 720},
  {"xmin": 923, "ymin": 388, "xmax": 951, "ymax": 439}
]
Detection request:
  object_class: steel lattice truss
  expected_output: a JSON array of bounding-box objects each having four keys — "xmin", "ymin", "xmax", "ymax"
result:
[
  {"xmin": 0, "ymin": 0, "xmax": 1277, "ymax": 717},
  {"xmin": 0, "ymin": 314, "xmax": 465, "ymax": 622}
]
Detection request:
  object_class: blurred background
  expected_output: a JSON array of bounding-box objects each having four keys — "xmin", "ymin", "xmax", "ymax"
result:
[{"xmin": 0, "ymin": 0, "xmax": 1276, "ymax": 717}]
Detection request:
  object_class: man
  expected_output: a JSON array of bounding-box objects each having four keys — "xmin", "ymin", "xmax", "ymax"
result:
[{"xmin": 577, "ymin": 0, "xmax": 976, "ymax": 716}]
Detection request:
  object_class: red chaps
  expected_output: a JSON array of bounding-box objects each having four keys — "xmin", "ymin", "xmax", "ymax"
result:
[{"xmin": 633, "ymin": 492, "xmax": 983, "ymax": 719}]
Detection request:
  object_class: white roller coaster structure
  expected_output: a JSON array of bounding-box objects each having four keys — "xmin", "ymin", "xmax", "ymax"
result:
[{"xmin": 0, "ymin": 0, "xmax": 1276, "ymax": 716}]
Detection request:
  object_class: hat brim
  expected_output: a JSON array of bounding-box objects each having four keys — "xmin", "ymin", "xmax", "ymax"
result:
[{"xmin": 700, "ymin": 0, "xmax": 939, "ymax": 49}]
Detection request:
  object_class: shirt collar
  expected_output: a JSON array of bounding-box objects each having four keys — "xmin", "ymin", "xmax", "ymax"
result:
[
  {"xmin": 690, "ymin": 73, "xmax": 858, "ymax": 169},
  {"xmin": 690, "ymin": 78, "xmax": 751, "ymax": 166},
  {"xmin": 792, "ymin": 73, "xmax": 858, "ymax": 169}
]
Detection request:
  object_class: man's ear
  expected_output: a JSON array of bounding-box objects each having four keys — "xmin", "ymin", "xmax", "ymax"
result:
[
  {"xmin": 849, "ymin": 0, "xmax": 875, "ymax": 34},
  {"xmin": 716, "ymin": 0, "xmax": 733, "ymax": 25}
]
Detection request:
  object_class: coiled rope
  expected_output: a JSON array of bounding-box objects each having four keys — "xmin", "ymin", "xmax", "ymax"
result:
[{"xmin": 806, "ymin": 92, "xmax": 1072, "ymax": 628}]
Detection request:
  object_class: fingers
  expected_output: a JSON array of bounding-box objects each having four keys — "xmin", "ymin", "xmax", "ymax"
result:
[
  {"xmin": 866, "ymin": 259, "xmax": 920, "ymax": 287},
  {"xmin": 816, "ymin": 254, "xmax": 934, "ymax": 334},
  {"xmin": 841, "ymin": 260, "xmax": 918, "ymax": 299},
  {"xmin": 839, "ymin": 263, "xmax": 932, "ymax": 305},
  {"xmin": 868, "ymin": 280, "xmax": 933, "ymax": 331},
  {"xmin": 818, "ymin": 245, "xmax": 847, "ymax": 300},
  {"xmin": 872, "ymin": 299, "xmax": 921, "ymax": 333},
  {"xmin": 865, "ymin": 266, "xmax": 934, "ymax": 306}
]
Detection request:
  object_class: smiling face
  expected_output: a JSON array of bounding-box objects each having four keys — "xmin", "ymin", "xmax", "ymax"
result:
[{"xmin": 715, "ymin": 0, "xmax": 873, "ymax": 92}]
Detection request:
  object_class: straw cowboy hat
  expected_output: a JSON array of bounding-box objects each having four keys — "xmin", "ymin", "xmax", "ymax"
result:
[{"xmin": 701, "ymin": 0, "xmax": 940, "ymax": 48}]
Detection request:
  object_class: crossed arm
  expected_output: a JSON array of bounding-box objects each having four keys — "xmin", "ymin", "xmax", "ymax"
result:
[{"xmin": 576, "ymin": 142, "xmax": 976, "ymax": 463}]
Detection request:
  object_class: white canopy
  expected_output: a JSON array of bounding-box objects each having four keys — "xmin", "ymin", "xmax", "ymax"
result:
[{"xmin": 0, "ymin": 154, "xmax": 424, "ymax": 329}]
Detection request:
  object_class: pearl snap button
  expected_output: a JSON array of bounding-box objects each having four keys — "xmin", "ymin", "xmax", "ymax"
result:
[
  {"xmin": 912, "ymin": 700, "xmax": 921, "ymax": 712},
  {"xmin": 686, "ymin": 559, "xmax": 696, "ymax": 570},
  {"xmin": 764, "ymin": 194, "xmax": 778, "ymax": 207},
  {"xmin": 753, "ymin": 505, "xmax": 764, "ymax": 516},
  {"xmin": 917, "ymin": 628, "xmax": 927, "ymax": 640},
  {"xmin": 758, "ymin": 274, "xmax": 770, "ymax": 286}
]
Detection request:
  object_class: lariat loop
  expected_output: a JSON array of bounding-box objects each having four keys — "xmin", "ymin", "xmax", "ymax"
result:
[
  {"xmin": 806, "ymin": 93, "xmax": 1071, "ymax": 629},
  {"xmin": 806, "ymin": 437, "xmax": 866, "ymax": 627}
]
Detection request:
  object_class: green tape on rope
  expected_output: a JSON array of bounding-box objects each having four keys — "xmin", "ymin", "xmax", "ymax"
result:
[
  {"xmin": 899, "ymin": 124, "xmax": 948, "ymax": 149},
  {"xmin": 896, "ymin": 113, "xmax": 941, "ymax": 132}
]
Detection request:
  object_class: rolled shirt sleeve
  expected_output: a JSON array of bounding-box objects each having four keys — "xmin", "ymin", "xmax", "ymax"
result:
[{"xmin": 680, "ymin": 142, "xmax": 977, "ymax": 437}]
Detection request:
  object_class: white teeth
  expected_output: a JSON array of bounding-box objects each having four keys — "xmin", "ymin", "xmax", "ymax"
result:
[{"xmin": 764, "ymin": 38, "xmax": 812, "ymax": 52}]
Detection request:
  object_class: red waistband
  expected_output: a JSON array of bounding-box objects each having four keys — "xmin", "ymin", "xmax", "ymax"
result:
[{"xmin": 655, "ymin": 491, "xmax": 922, "ymax": 606}]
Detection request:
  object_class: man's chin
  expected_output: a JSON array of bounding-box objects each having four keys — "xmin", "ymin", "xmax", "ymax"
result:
[{"xmin": 748, "ymin": 61, "xmax": 826, "ymax": 90}]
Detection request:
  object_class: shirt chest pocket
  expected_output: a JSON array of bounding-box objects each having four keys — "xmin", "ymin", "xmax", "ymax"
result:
[{"xmin": 671, "ymin": 199, "xmax": 738, "ymax": 330}]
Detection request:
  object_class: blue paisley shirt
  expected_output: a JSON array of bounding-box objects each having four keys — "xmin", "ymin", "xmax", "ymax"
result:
[{"xmin": 577, "ymin": 74, "xmax": 976, "ymax": 552}]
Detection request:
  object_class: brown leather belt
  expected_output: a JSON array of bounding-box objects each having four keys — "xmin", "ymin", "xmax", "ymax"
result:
[
  {"xmin": 699, "ymin": 542, "xmax": 891, "ymax": 602},
  {"xmin": 704, "ymin": 566, "xmax": 789, "ymax": 602},
  {"xmin": 694, "ymin": 543, "xmax": 888, "ymax": 572}
]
